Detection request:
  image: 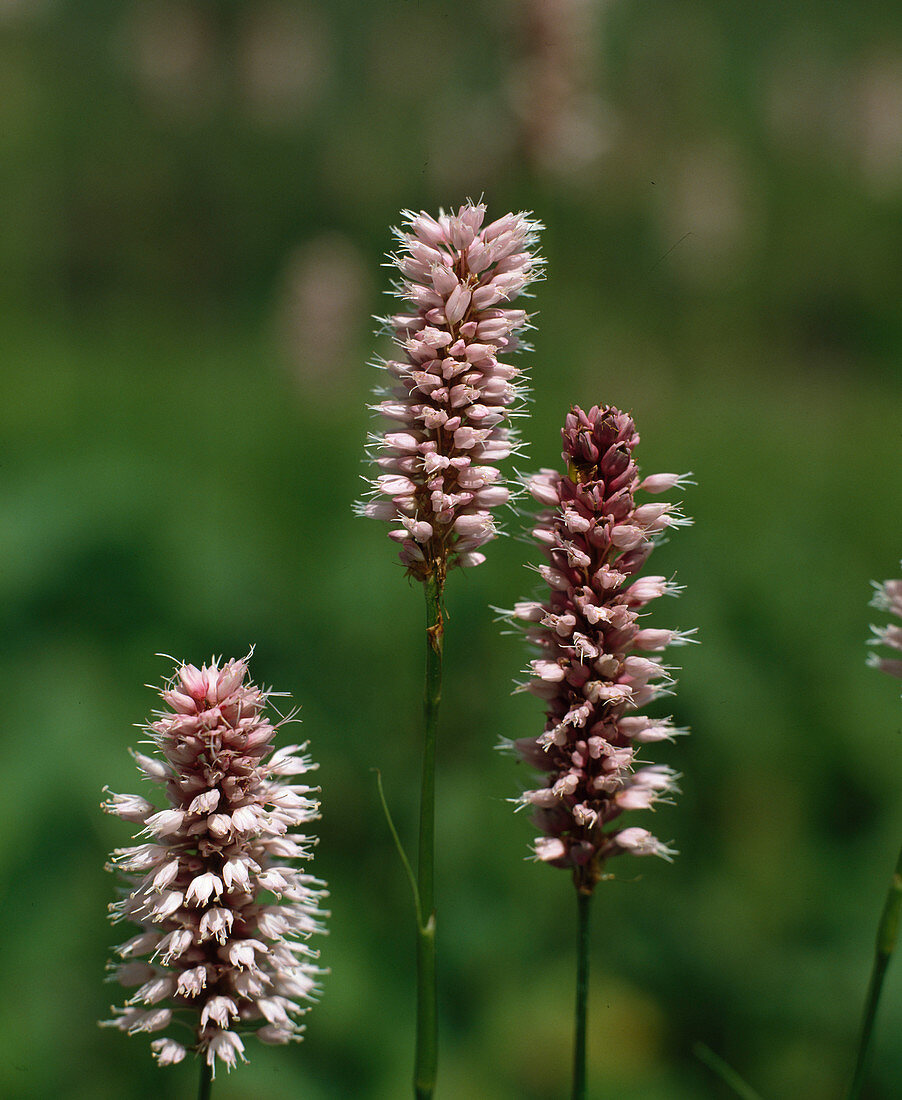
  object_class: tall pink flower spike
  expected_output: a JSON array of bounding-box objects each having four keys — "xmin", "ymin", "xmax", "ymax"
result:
[
  {"xmin": 359, "ymin": 201, "xmax": 543, "ymax": 583},
  {"xmin": 506, "ymin": 405, "xmax": 694, "ymax": 894},
  {"xmin": 869, "ymin": 568, "xmax": 902, "ymax": 682},
  {"xmin": 101, "ymin": 655, "xmax": 327, "ymax": 1076}
]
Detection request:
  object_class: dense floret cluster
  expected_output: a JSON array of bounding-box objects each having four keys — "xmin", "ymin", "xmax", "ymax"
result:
[
  {"xmin": 508, "ymin": 406, "xmax": 693, "ymax": 892},
  {"xmin": 360, "ymin": 201, "xmax": 543, "ymax": 581},
  {"xmin": 101, "ymin": 656, "xmax": 327, "ymax": 1074}
]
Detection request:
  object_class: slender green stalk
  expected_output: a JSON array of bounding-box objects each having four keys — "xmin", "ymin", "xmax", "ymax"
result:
[
  {"xmin": 374, "ymin": 769, "xmax": 422, "ymax": 927},
  {"xmin": 572, "ymin": 889, "xmax": 593, "ymax": 1100},
  {"xmin": 846, "ymin": 842, "xmax": 902, "ymax": 1100},
  {"xmin": 415, "ymin": 572, "xmax": 444, "ymax": 1099},
  {"xmin": 198, "ymin": 1057, "xmax": 212, "ymax": 1100}
]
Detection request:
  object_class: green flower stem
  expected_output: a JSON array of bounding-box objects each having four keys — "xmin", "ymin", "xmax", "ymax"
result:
[
  {"xmin": 572, "ymin": 888, "xmax": 593, "ymax": 1100},
  {"xmin": 847, "ymin": 842, "xmax": 902, "ymax": 1100},
  {"xmin": 415, "ymin": 572, "xmax": 444, "ymax": 1100},
  {"xmin": 198, "ymin": 1057, "xmax": 212, "ymax": 1100}
]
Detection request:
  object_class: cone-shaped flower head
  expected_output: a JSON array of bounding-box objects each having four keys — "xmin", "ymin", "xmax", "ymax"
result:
[
  {"xmin": 507, "ymin": 405, "xmax": 694, "ymax": 893},
  {"xmin": 101, "ymin": 655, "xmax": 327, "ymax": 1075},
  {"xmin": 359, "ymin": 201, "xmax": 543, "ymax": 582},
  {"xmin": 869, "ymin": 567, "xmax": 902, "ymax": 682}
]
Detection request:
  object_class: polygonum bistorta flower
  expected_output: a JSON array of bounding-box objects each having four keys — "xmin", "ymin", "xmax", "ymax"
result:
[
  {"xmin": 507, "ymin": 405, "xmax": 694, "ymax": 894},
  {"xmin": 359, "ymin": 201, "xmax": 543, "ymax": 584},
  {"xmin": 355, "ymin": 202, "xmax": 543, "ymax": 1098},
  {"xmin": 101, "ymin": 655, "xmax": 327, "ymax": 1077}
]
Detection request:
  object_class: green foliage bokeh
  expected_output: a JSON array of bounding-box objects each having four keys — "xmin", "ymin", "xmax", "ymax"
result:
[{"xmin": 1, "ymin": 2, "xmax": 900, "ymax": 1097}]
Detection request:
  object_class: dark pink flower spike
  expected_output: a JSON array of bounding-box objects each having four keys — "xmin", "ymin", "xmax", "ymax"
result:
[
  {"xmin": 506, "ymin": 406, "xmax": 694, "ymax": 894},
  {"xmin": 869, "ymin": 569, "xmax": 902, "ymax": 681},
  {"xmin": 359, "ymin": 201, "xmax": 543, "ymax": 584},
  {"xmin": 101, "ymin": 656, "xmax": 327, "ymax": 1076}
]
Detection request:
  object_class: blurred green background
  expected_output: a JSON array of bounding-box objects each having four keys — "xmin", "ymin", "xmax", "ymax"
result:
[{"xmin": 1, "ymin": 1, "xmax": 900, "ymax": 1097}]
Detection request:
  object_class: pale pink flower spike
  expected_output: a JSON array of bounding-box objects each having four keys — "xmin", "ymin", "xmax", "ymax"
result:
[
  {"xmin": 101, "ymin": 655, "xmax": 328, "ymax": 1075},
  {"xmin": 359, "ymin": 201, "xmax": 543, "ymax": 583},
  {"xmin": 506, "ymin": 405, "xmax": 694, "ymax": 894},
  {"xmin": 869, "ymin": 567, "xmax": 902, "ymax": 682}
]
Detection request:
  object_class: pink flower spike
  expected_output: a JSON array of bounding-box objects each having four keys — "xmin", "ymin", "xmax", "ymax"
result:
[
  {"xmin": 101, "ymin": 655, "xmax": 328, "ymax": 1072},
  {"xmin": 360, "ymin": 201, "xmax": 543, "ymax": 582},
  {"xmin": 870, "ymin": 566, "xmax": 902, "ymax": 683},
  {"xmin": 508, "ymin": 405, "xmax": 693, "ymax": 893}
]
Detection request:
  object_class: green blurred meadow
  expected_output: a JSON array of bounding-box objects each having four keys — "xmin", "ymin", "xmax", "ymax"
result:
[{"xmin": 1, "ymin": 1, "xmax": 901, "ymax": 1097}]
